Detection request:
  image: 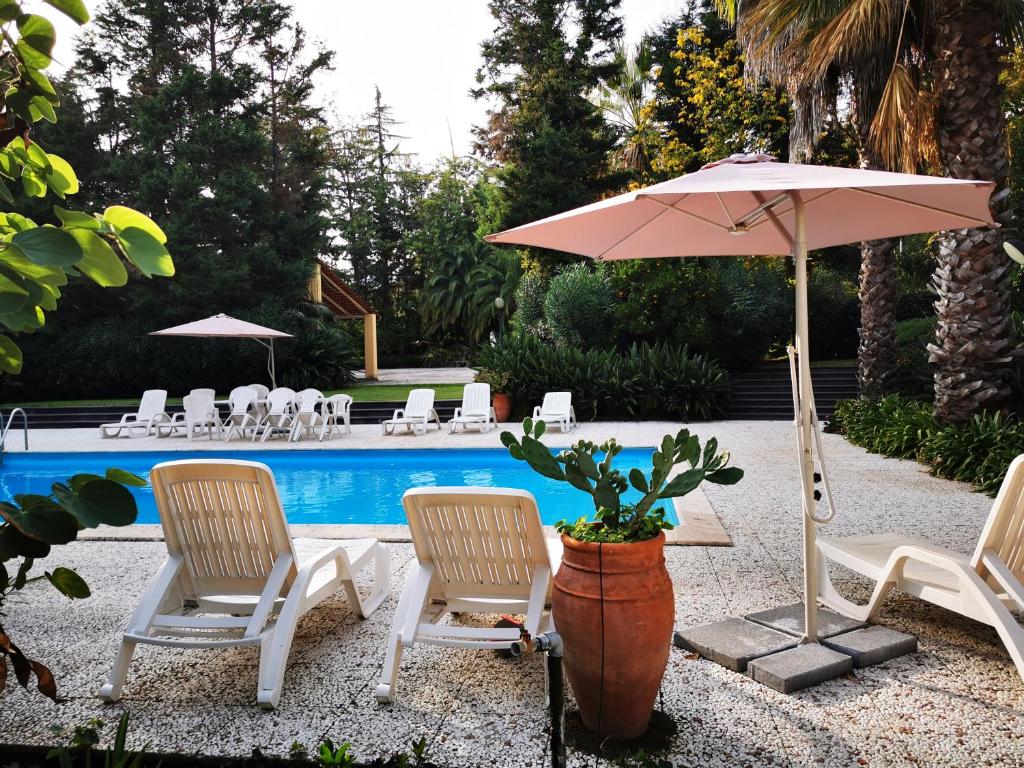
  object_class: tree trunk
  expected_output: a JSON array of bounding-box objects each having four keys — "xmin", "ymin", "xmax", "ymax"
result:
[
  {"xmin": 929, "ymin": 0, "xmax": 1016, "ymax": 424},
  {"xmin": 854, "ymin": 84, "xmax": 898, "ymax": 400}
]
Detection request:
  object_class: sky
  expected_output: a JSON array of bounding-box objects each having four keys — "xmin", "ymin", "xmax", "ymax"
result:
[{"xmin": 46, "ymin": 0, "xmax": 686, "ymax": 163}]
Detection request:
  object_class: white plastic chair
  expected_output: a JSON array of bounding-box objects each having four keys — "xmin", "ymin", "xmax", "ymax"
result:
[
  {"xmin": 817, "ymin": 454, "xmax": 1024, "ymax": 681},
  {"xmin": 320, "ymin": 394, "xmax": 353, "ymax": 441},
  {"xmin": 157, "ymin": 392, "xmax": 221, "ymax": 441},
  {"xmin": 381, "ymin": 389, "xmax": 440, "ymax": 436},
  {"xmin": 253, "ymin": 387, "xmax": 296, "ymax": 443},
  {"xmin": 189, "ymin": 388, "xmax": 216, "ymax": 400},
  {"xmin": 222, "ymin": 386, "xmax": 258, "ymax": 441},
  {"xmin": 375, "ymin": 487, "xmax": 557, "ymax": 703},
  {"xmin": 448, "ymin": 383, "xmax": 496, "ymax": 434},
  {"xmin": 99, "ymin": 390, "xmax": 170, "ymax": 438},
  {"xmin": 532, "ymin": 392, "xmax": 576, "ymax": 433},
  {"xmin": 249, "ymin": 383, "xmax": 270, "ymax": 420},
  {"xmin": 99, "ymin": 459, "xmax": 390, "ymax": 709},
  {"xmin": 288, "ymin": 388, "xmax": 325, "ymax": 442}
]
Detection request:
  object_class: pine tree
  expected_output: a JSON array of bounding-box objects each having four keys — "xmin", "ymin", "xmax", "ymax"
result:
[{"xmin": 473, "ymin": 0, "xmax": 624, "ymax": 269}]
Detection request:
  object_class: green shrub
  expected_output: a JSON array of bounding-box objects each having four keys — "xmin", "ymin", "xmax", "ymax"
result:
[
  {"xmin": 894, "ymin": 317, "xmax": 936, "ymax": 399},
  {"xmin": 808, "ymin": 264, "xmax": 859, "ymax": 359},
  {"xmin": 830, "ymin": 395, "xmax": 1024, "ymax": 496},
  {"xmin": 543, "ymin": 264, "xmax": 614, "ymax": 349},
  {"xmin": 512, "ymin": 272, "xmax": 549, "ymax": 338},
  {"xmin": 475, "ymin": 334, "xmax": 730, "ymax": 421}
]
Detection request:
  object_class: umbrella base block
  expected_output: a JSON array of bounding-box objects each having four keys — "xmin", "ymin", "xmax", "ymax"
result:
[
  {"xmin": 747, "ymin": 643, "xmax": 852, "ymax": 693},
  {"xmin": 674, "ymin": 606, "xmax": 917, "ymax": 693},
  {"xmin": 745, "ymin": 602, "xmax": 867, "ymax": 639},
  {"xmin": 672, "ymin": 619, "xmax": 797, "ymax": 673}
]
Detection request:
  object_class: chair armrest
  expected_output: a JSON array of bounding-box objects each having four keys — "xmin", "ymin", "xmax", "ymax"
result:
[
  {"xmin": 391, "ymin": 409, "xmax": 404, "ymax": 420},
  {"xmin": 452, "ymin": 407, "xmax": 463, "ymax": 419},
  {"xmin": 532, "ymin": 406, "xmax": 541, "ymax": 419}
]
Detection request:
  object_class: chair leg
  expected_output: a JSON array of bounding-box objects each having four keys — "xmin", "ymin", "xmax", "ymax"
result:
[
  {"xmin": 99, "ymin": 636, "xmax": 138, "ymax": 702},
  {"xmin": 256, "ymin": 599, "xmax": 305, "ymax": 710},
  {"xmin": 341, "ymin": 543, "xmax": 390, "ymax": 619},
  {"xmin": 815, "ymin": 547, "xmax": 889, "ymax": 623},
  {"xmin": 375, "ymin": 631, "xmax": 404, "ymax": 704}
]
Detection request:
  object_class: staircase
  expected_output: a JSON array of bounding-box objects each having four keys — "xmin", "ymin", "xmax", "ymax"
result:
[
  {"xmin": 726, "ymin": 365, "xmax": 858, "ymax": 421},
  {"xmin": 14, "ymin": 401, "xmax": 462, "ymax": 430}
]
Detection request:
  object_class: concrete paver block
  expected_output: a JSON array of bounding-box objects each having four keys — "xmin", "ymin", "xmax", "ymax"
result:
[
  {"xmin": 745, "ymin": 602, "xmax": 867, "ymax": 639},
  {"xmin": 747, "ymin": 643, "xmax": 853, "ymax": 693},
  {"xmin": 673, "ymin": 618, "xmax": 797, "ymax": 672},
  {"xmin": 823, "ymin": 625, "xmax": 917, "ymax": 668}
]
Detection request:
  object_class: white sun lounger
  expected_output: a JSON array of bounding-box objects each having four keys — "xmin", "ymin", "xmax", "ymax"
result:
[
  {"xmin": 448, "ymin": 383, "xmax": 496, "ymax": 434},
  {"xmin": 320, "ymin": 394, "xmax": 353, "ymax": 441},
  {"xmin": 532, "ymin": 391, "xmax": 576, "ymax": 432},
  {"xmin": 157, "ymin": 392, "xmax": 221, "ymax": 441},
  {"xmin": 817, "ymin": 454, "xmax": 1024, "ymax": 681},
  {"xmin": 375, "ymin": 487, "xmax": 557, "ymax": 703},
  {"xmin": 99, "ymin": 390, "xmax": 171, "ymax": 438},
  {"xmin": 289, "ymin": 388, "xmax": 325, "ymax": 442},
  {"xmin": 252, "ymin": 387, "xmax": 296, "ymax": 442},
  {"xmin": 381, "ymin": 388, "xmax": 441, "ymax": 436},
  {"xmin": 99, "ymin": 459, "xmax": 390, "ymax": 709},
  {"xmin": 222, "ymin": 386, "xmax": 259, "ymax": 441}
]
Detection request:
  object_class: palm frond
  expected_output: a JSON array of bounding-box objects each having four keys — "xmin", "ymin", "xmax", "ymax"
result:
[
  {"xmin": 802, "ymin": 0, "xmax": 902, "ymax": 80},
  {"xmin": 868, "ymin": 62, "xmax": 936, "ymax": 172}
]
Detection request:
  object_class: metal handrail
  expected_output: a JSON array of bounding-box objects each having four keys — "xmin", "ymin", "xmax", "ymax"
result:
[{"xmin": 1, "ymin": 407, "xmax": 28, "ymax": 452}]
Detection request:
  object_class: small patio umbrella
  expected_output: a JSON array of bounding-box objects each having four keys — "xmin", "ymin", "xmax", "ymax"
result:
[
  {"xmin": 486, "ymin": 153, "xmax": 995, "ymax": 644},
  {"xmin": 150, "ymin": 313, "xmax": 293, "ymax": 388}
]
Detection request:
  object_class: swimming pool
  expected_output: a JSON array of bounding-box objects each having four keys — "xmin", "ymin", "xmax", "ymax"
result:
[{"xmin": 0, "ymin": 449, "xmax": 669, "ymax": 526}]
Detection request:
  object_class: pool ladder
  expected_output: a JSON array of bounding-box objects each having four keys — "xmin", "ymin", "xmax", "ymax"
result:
[{"xmin": 0, "ymin": 408, "xmax": 28, "ymax": 464}]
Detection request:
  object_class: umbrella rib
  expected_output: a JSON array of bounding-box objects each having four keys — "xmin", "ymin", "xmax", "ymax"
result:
[
  {"xmin": 640, "ymin": 195, "xmax": 732, "ymax": 232},
  {"xmin": 596, "ymin": 205, "xmax": 672, "ymax": 260},
  {"xmin": 714, "ymin": 193, "xmax": 736, "ymax": 228},
  {"xmin": 748, "ymin": 191, "xmax": 793, "ymax": 247},
  {"xmin": 848, "ymin": 187, "xmax": 992, "ymax": 226}
]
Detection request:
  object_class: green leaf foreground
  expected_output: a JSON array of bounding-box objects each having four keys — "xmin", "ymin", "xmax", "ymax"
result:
[
  {"xmin": 501, "ymin": 419, "xmax": 744, "ymax": 543},
  {"xmin": 0, "ymin": 2, "xmax": 174, "ymax": 366}
]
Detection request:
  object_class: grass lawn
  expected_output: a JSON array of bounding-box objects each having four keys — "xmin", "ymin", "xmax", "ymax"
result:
[{"xmin": 0, "ymin": 383, "xmax": 468, "ymax": 408}]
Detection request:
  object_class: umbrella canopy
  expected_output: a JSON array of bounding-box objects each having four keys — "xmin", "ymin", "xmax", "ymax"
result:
[
  {"xmin": 486, "ymin": 154, "xmax": 993, "ymax": 257},
  {"xmin": 150, "ymin": 313, "xmax": 293, "ymax": 340},
  {"xmin": 486, "ymin": 154, "xmax": 996, "ymax": 645},
  {"xmin": 150, "ymin": 314, "xmax": 292, "ymax": 387}
]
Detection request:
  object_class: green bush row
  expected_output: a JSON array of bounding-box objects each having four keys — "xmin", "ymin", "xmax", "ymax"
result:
[
  {"xmin": 829, "ymin": 395, "xmax": 1024, "ymax": 495},
  {"xmin": 475, "ymin": 334, "xmax": 730, "ymax": 421}
]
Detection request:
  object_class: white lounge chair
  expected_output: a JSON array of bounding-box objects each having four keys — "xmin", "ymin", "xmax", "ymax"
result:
[
  {"xmin": 817, "ymin": 454, "xmax": 1024, "ymax": 681},
  {"xmin": 375, "ymin": 487, "xmax": 557, "ymax": 703},
  {"xmin": 99, "ymin": 459, "xmax": 390, "ymax": 709},
  {"xmin": 157, "ymin": 392, "xmax": 221, "ymax": 441},
  {"xmin": 381, "ymin": 388, "xmax": 441, "ymax": 436},
  {"xmin": 252, "ymin": 387, "xmax": 296, "ymax": 443},
  {"xmin": 222, "ymin": 386, "xmax": 258, "ymax": 441},
  {"xmin": 288, "ymin": 388, "xmax": 325, "ymax": 442},
  {"xmin": 448, "ymin": 383, "xmax": 496, "ymax": 434},
  {"xmin": 99, "ymin": 390, "xmax": 170, "ymax": 438},
  {"xmin": 320, "ymin": 394, "xmax": 353, "ymax": 441},
  {"xmin": 532, "ymin": 391, "xmax": 576, "ymax": 433}
]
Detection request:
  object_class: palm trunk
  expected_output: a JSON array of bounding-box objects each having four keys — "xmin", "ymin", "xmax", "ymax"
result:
[
  {"xmin": 854, "ymin": 85, "xmax": 898, "ymax": 400},
  {"xmin": 928, "ymin": 0, "xmax": 1016, "ymax": 424}
]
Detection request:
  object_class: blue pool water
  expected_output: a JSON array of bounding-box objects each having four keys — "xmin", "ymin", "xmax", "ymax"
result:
[{"xmin": 0, "ymin": 449, "xmax": 670, "ymax": 526}]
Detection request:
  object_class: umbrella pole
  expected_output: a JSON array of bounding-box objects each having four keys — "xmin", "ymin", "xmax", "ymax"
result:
[
  {"xmin": 268, "ymin": 338, "xmax": 277, "ymax": 389},
  {"xmin": 790, "ymin": 192, "xmax": 819, "ymax": 644}
]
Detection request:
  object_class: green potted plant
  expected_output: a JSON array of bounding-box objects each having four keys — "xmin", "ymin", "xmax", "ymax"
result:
[
  {"xmin": 475, "ymin": 369, "xmax": 512, "ymax": 422},
  {"xmin": 501, "ymin": 419, "xmax": 743, "ymax": 739}
]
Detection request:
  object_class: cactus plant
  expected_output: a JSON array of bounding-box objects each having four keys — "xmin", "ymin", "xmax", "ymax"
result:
[{"xmin": 501, "ymin": 419, "xmax": 743, "ymax": 542}]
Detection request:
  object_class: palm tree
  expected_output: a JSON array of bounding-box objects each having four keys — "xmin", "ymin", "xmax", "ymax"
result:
[
  {"xmin": 591, "ymin": 38, "xmax": 659, "ymax": 184},
  {"xmin": 718, "ymin": 0, "xmax": 1018, "ymax": 422},
  {"xmin": 420, "ymin": 241, "xmax": 521, "ymax": 344}
]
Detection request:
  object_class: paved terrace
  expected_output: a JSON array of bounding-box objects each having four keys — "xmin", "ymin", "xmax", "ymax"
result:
[{"xmin": 1, "ymin": 422, "xmax": 1021, "ymax": 766}]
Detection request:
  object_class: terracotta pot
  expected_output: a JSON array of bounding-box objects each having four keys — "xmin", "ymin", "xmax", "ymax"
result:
[
  {"xmin": 552, "ymin": 531, "xmax": 674, "ymax": 739},
  {"xmin": 492, "ymin": 392, "xmax": 512, "ymax": 422}
]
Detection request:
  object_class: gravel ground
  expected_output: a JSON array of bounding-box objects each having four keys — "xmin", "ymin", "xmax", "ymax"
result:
[{"xmin": 1, "ymin": 421, "xmax": 1021, "ymax": 767}]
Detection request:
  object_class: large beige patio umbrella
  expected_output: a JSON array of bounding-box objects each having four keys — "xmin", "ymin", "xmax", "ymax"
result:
[
  {"xmin": 486, "ymin": 153, "xmax": 995, "ymax": 644},
  {"xmin": 150, "ymin": 313, "xmax": 292, "ymax": 387}
]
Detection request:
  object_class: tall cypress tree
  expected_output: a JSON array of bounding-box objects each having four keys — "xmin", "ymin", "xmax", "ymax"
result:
[{"xmin": 473, "ymin": 0, "xmax": 623, "ymax": 269}]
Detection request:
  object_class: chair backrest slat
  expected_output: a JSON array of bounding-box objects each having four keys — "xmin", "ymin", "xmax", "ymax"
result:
[
  {"xmin": 972, "ymin": 455, "xmax": 1024, "ymax": 584},
  {"xmin": 151, "ymin": 460, "xmax": 297, "ymax": 595},
  {"xmin": 138, "ymin": 389, "xmax": 168, "ymax": 420},
  {"xmin": 541, "ymin": 391, "xmax": 571, "ymax": 416},
  {"xmin": 405, "ymin": 389, "xmax": 435, "ymax": 418},
  {"xmin": 461, "ymin": 383, "xmax": 490, "ymax": 416},
  {"xmin": 403, "ymin": 487, "xmax": 549, "ymax": 601}
]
